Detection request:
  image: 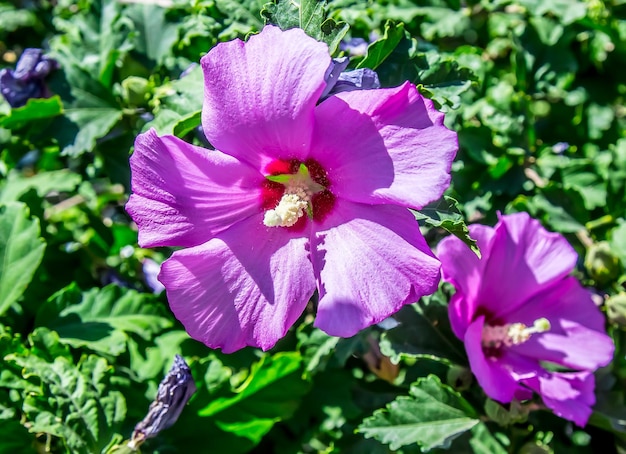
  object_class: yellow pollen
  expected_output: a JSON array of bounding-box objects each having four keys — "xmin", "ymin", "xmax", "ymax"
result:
[
  {"xmin": 482, "ymin": 318, "xmax": 551, "ymax": 348},
  {"xmin": 263, "ymin": 187, "xmax": 309, "ymax": 228}
]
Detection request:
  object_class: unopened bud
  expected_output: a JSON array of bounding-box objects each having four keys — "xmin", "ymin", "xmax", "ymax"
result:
[
  {"xmin": 607, "ymin": 293, "xmax": 626, "ymax": 327},
  {"xmin": 128, "ymin": 355, "xmax": 196, "ymax": 450},
  {"xmin": 585, "ymin": 242, "xmax": 621, "ymax": 285}
]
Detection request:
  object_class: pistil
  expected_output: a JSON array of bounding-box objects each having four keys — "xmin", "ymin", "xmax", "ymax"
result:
[{"xmin": 263, "ymin": 163, "xmax": 326, "ymax": 228}]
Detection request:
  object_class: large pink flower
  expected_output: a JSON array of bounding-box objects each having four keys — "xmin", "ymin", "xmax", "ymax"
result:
[
  {"xmin": 437, "ymin": 212, "xmax": 614, "ymax": 426},
  {"xmin": 126, "ymin": 25, "xmax": 457, "ymax": 352}
]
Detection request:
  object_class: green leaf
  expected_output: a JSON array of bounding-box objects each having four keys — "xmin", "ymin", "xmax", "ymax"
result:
[
  {"xmin": 261, "ymin": 0, "xmax": 348, "ymax": 53},
  {"xmin": 35, "ymin": 284, "xmax": 173, "ymax": 356},
  {"xmin": 0, "ymin": 4, "xmax": 38, "ymax": 33},
  {"xmin": 7, "ymin": 332, "xmax": 126, "ymax": 454},
  {"xmin": 358, "ymin": 375, "xmax": 479, "ymax": 451},
  {"xmin": 297, "ymin": 324, "xmax": 340, "ymax": 374},
  {"xmin": 125, "ymin": 4, "xmax": 180, "ymax": 64},
  {"xmin": 0, "ymin": 169, "xmax": 81, "ymax": 204},
  {"xmin": 414, "ymin": 196, "xmax": 480, "ymax": 258},
  {"xmin": 609, "ymin": 223, "xmax": 626, "ymax": 269},
  {"xmin": 588, "ymin": 390, "xmax": 626, "ymax": 436},
  {"xmin": 146, "ymin": 66, "xmax": 203, "ymax": 136},
  {"xmin": 484, "ymin": 399, "xmax": 529, "ymax": 426},
  {"xmin": 379, "ymin": 290, "xmax": 467, "ymax": 366},
  {"xmin": 62, "ymin": 107, "xmax": 124, "ymax": 157},
  {"xmin": 516, "ymin": 0, "xmax": 588, "ymax": 25},
  {"xmin": 357, "ymin": 21, "xmax": 405, "ymax": 71},
  {"xmin": 562, "ymin": 168, "xmax": 607, "ymax": 211},
  {"xmin": 469, "ymin": 423, "xmax": 508, "ymax": 454},
  {"xmin": 0, "ymin": 203, "xmax": 46, "ymax": 316},
  {"xmin": 0, "ymin": 97, "xmax": 63, "ymax": 130},
  {"xmin": 0, "ymin": 420, "xmax": 37, "ymax": 454},
  {"xmin": 198, "ymin": 352, "xmax": 310, "ymax": 444},
  {"xmin": 47, "ymin": 1, "xmax": 131, "ymax": 157},
  {"xmin": 413, "ymin": 51, "xmax": 476, "ymax": 110}
]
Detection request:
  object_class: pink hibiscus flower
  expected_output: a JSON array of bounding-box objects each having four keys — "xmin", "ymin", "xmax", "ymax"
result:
[
  {"xmin": 437, "ymin": 212, "xmax": 614, "ymax": 426},
  {"xmin": 126, "ymin": 25, "xmax": 457, "ymax": 352}
]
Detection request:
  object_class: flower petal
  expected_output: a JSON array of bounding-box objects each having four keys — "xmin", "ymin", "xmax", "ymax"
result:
[
  {"xmin": 159, "ymin": 214, "xmax": 315, "ymax": 353},
  {"xmin": 310, "ymin": 201, "xmax": 441, "ymax": 337},
  {"xmin": 523, "ymin": 372, "xmax": 595, "ymax": 426},
  {"xmin": 437, "ymin": 224, "xmax": 496, "ymax": 338},
  {"xmin": 310, "ymin": 82, "xmax": 457, "ymax": 209},
  {"xmin": 477, "ymin": 212, "xmax": 578, "ymax": 320},
  {"xmin": 464, "ymin": 317, "xmax": 529, "ymax": 403},
  {"xmin": 201, "ymin": 25, "xmax": 331, "ymax": 171},
  {"xmin": 508, "ymin": 277, "xmax": 614, "ymax": 370},
  {"xmin": 126, "ymin": 129, "xmax": 263, "ymax": 248}
]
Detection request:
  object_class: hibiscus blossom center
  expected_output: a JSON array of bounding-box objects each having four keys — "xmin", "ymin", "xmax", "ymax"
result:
[
  {"xmin": 481, "ymin": 318, "xmax": 551, "ymax": 349},
  {"xmin": 261, "ymin": 159, "xmax": 335, "ymax": 228}
]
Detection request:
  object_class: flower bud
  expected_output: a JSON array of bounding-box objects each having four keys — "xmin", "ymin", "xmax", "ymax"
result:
[
  {"xmin": 585, "ymin": 241, "xmax": 622, "ymax": 285},
  {"xmin": 121, "ymin": 76, "xmax": 150, "ymax": 107},
  {"xmin": 606, "ymin": 293, "xmax": 626, "ymax": 327},
  {"xmin": 129, "ymin": 355, "xmax": 196, "ymax": 450}
]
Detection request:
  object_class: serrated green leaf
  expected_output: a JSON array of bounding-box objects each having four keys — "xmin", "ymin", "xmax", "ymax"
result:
[
  {"xmin": 358, "ymin": 375, "xmax": 479, "ymax": 451},
  {"xmin": 320, "ymin": 18, "xmax": 349, "ymax": 55},
  {"xmin": 413, "ymin": 51, "xmax": 476, "ymax": 109},
  {"xmin": 125, "ymin": 4, "xmax": 179, "ymax": 64},
  {"xmin": 0, "ymin": 169, "xmax": 81, "ymax": 203},
  {"xmin": 484, "ymin": 399, "xmax": 529, "ymax": 426},
  {"xmin": 5, "ymin": 329, "xmax": 126, "ymax": 454},
  {"xmin": 297, "ymin": 325, "xmax": 340, "ymax": 374},
  {"xmin": 0, "ymin": 203, "xmax": 46, "ymax": 316},
  {"xmin": 147, "ymin": 66, "xmax": 203, "ymax": 136},
  {"xmin": 35, "ymin": 284, "xmax": 173, "ymax": 356},
  {"xmin": 261, "ymin": 0, "xmax": 348, "ymax": 52},
  {"xmin": 414, "ymin": 196, "xmax": 480, "ymax": 258},
  {"xmin": 62, "ymin": 107, "xmax": 124, "ymax": 157},
  {"xmin": 379, "ymin": 292, "xmax": 467, "ymax": 366},
  {"xmin": 198, "ymin": 352, "xmax": 309, "ymax": 444},
  {"xmin": 0, "ymin": 97, "xmax": 63, "ymax": 130}
]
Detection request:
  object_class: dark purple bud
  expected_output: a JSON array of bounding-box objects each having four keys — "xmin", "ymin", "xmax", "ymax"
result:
[
  {"xmin": 320, "ymin": 57, "xmax": 350, "ymax": 99},
  {"xmin": 195, "ymin": 125, "xmax": 212, "ymax": 148},
  {"xmin": 320, "ymin": 57, "xmax": 380, "ymax": 101},
  {"xmin": 333, "ymin": 68, "xmax": 380, "ymax": 94},
  {"xmin": 0, "ymin": 48, "xmax": 58, "ymax": 108},
  {"xmin": 129, "ymin": 355, "xmax": 196, "ymax": 449}
]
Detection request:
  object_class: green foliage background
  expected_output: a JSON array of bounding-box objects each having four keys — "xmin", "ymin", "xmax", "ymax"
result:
[{"xmin": 1, "ymin": 0, "xmax": 625, "ymax": 452}]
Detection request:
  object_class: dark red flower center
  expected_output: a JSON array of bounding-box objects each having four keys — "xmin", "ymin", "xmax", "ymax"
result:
[{"xmin": 260, "ymin": 158, "xmax": 335, "ymax": 230}]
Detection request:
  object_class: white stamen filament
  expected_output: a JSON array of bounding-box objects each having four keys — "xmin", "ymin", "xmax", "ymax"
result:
[
  {"xmin": 263, "ymin": 187, "xmax": 309, "ymax": 228},
  {"xmin": 482, "ymin": 317, "xmax": 551, "ymax": 348}
]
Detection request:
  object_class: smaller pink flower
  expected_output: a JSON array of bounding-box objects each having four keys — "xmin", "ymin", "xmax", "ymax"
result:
[{"xmin": 437, "ymin": 212, "xmax": 614, "ymax": 426}]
